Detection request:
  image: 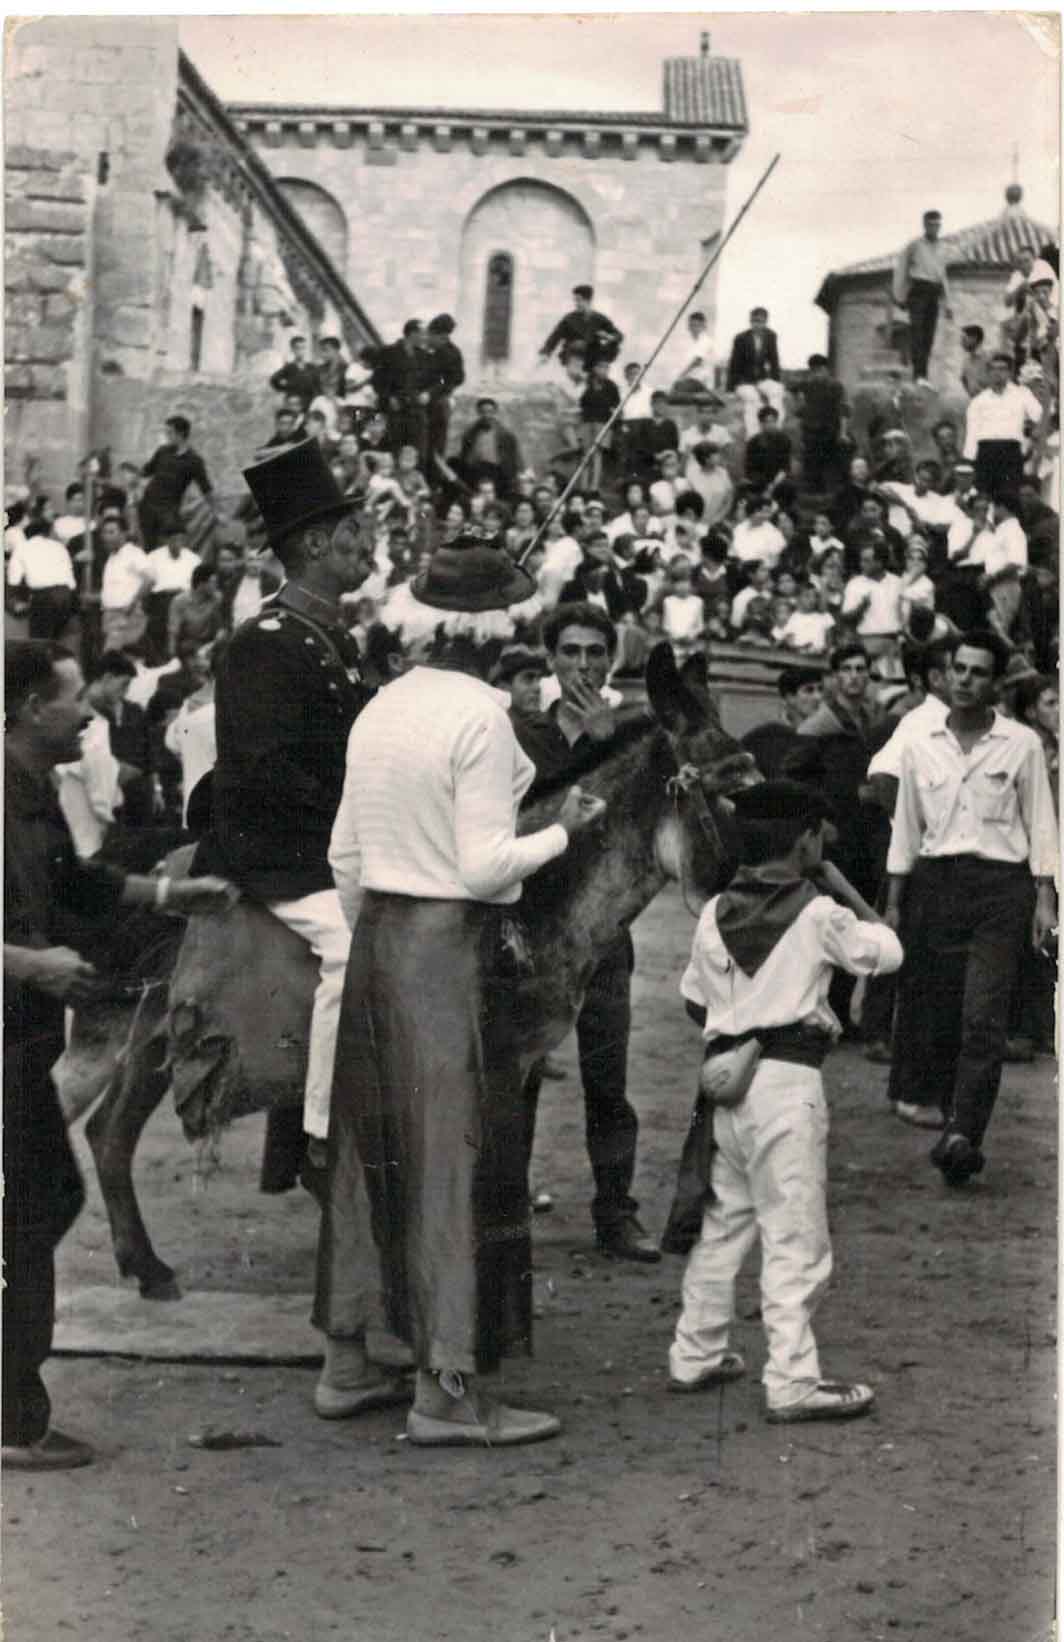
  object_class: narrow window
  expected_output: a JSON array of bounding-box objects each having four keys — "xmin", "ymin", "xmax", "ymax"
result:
[
  {"xmin": 189, "ymin": 305, "xmax": 205, "ymax": 373},
  {"xmin": 482, "ymin": 252, "xmax": 514, "ymax": 362}
]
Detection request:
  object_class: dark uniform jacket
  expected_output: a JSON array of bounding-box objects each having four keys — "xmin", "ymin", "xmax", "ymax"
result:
[
  {"xmin": 426, "ymin": 338, "xmax": 466, "ymax": 400},
  {"xmin": 206, "ymin": 599, "xmax": 373, "ymax": 902}
]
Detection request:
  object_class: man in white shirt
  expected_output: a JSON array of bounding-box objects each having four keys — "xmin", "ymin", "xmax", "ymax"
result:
[
  {"xmin": 963, "ymin": 353, "xmax": 1042, "ymax": 500},
  {"xmin": 730, "ymin": 499, "xmax": 786, "ymax": 570},
  {"xmin": 99, "ymin": 516, "xmax": 152, "ymax": 652},
  {"xmin": 667, "ymin": 309, "xmax": 718, "ymax": 399},
  {"xmin": 55, "ymin": 712, "xmax": 123, "ymax": 858},
  {"xmin": 144, "ymin": 532, "xmax": 201, "ymax": 664},
  {"xmin": 679, "ymin": 403, "xmax": 732, "ymax": 461},
  {"xmin": 841, "ymin": 541, "xmax": 904, "ymax": 648},
  {"xmin": 7, "ymin": 525, "xmax": 77, "ymax": 639},
  {"xmin": 885, "ymin": 629, "xmax": 1058, "ymax": 1185},
  {"xmin": 53, "ymin": 483, "xmax": 87, "ymax": 546}
]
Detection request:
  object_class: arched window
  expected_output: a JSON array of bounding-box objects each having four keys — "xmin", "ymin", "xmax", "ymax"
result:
[{"xmin": 482, "ymin": 252, "xmax": 514, "ymax": 362}]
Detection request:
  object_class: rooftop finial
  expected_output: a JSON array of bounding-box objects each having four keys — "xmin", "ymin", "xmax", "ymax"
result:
[
  {"xmin": 700, "ymin": 31, "xmax": 710, "ymax": 57},
  {"xmin": 1005, "ymin": 182, "xmax": 1023, "ymax": 209}
]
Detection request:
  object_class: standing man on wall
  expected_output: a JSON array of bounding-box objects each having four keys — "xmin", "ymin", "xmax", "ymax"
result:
[
  {"xmin": 424, "ymin": 314, "xmax": 466, "ymax": 470},
  {"xmin": 140, "ymin": 417, "xmax": 213, "ymax": 552},
  {"xmin": 540, "ymin": 285, "xmax": 624, "ymax": 374},
  {"xmin": 893, "ymin": 209, "xmax": 954, "ymax": 390}
]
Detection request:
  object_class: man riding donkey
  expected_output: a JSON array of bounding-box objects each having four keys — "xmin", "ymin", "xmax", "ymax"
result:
[{"xmin": 193, "ymin": 440, "xmax": 416, "ymax": 1412}]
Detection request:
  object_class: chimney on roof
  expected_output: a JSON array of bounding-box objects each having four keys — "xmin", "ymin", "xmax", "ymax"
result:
[
  {"xmin": 700, "ymin": 31, "xmax": 711, "ymax": 57},
  {"xmin": 1004, "ymin": 182, "xmax": 1023, "ymax": 213}
]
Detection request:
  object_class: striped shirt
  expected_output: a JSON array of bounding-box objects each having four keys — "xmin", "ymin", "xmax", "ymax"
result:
[{"xmin": 329, "ymin": 666, "xmax": 568, "ymax": 923}]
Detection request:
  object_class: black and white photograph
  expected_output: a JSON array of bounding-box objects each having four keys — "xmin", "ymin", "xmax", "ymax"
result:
[{"xmin": 3, "ymin": 9, "xmax": 1059, "ymax": 1640}]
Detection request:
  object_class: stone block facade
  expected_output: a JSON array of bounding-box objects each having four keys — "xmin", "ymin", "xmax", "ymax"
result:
[
  {"xmin": 829, "ymin": 268, "xmax": 1017, "ymax": 399},
  {"xmin": 4, "ymin": 144, "xmax": 94, "ymax": 491},
  {"xmin": 234, "ymin": 107, "xmax": 741, "ymax": 390},
  {"xmin": 5, "ymin": 19, "xmax": 381, "ymax": 498}
]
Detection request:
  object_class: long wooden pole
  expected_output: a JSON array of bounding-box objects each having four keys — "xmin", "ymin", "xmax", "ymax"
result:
[{"xmin": 517, "ymin": 151, "xmax": 782, "ymax": 568}]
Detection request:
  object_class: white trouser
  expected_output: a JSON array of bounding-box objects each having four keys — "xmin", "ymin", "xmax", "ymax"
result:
[
  {"xmin": 669, "ymin": 1060, "xmax": 832, "ymax": 1408},
  {"xmin": 268, "ymin": 888, "xmax": 351, "ymax": 1141},
  {"xmin": 736, "ymin": 379, "xmax": 786, "ymax": 439}
]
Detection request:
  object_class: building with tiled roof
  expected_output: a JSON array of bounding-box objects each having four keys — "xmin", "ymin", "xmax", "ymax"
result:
[
  {"xmin": 229, "ymin": 36, "xmax": 749, "ymax": 387},
  {"xmin": 814, "ymin": 187, "xmax": 1058, "ymax": 394}
]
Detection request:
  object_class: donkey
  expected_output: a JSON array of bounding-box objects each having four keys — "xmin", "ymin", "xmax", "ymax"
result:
[{"xmin": 56, "ymin": 645, "xmax": 756, "ymax": 1298}]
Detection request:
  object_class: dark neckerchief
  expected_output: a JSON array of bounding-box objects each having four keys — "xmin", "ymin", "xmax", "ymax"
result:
[{"xmin": 716, "ymin": 865, "xmax": 819, "ymax": 977}]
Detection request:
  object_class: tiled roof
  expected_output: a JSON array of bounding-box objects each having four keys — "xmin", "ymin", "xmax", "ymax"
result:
[
  {"xmin": 662, "ymin": 57, "xmax": 747, "ymax": 129},
  {"xmin": 230, "ymin": 60, "xmax": 749, "ymax": 135},
  {"xmin": 816, "ymin": 203, "xmax": 1057, "ymax": 311}
]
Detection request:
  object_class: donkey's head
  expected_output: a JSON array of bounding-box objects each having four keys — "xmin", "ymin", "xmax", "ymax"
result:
[{"xmin": 644, "ymin": 644, "xmax": 760, "ymax": 898}]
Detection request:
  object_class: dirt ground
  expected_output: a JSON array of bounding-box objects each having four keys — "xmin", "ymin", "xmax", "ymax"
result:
[{"xmin": 5, "ymin": 886, "xmax": 1057, "ymax": 1642}]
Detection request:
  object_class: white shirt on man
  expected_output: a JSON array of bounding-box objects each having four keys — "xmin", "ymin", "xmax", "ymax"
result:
[
  {"xmin": 963, "ymin": 382, "xmax": 1042, "ymax": 457},
  {"xmin": 329, "ymin": 666, "xmax": 568, "ymax": 923},
  {"xmin": 887, "ymin": 713, "xmax": 1059, "ymax": 878},
  {"xmin": 730, "ymin": 518, "xmax": 786, "ymax": 568},
  {"xmin": 101, "ymin": 541, "xmax": 151, "ymax": 610},
  {"xmin": 53, "ymin": 513, "xmax": 85, "ymax": 546},
  {"xmin": 866, "ymin": 692, "xmax": 950, "ymax": 781},
  {"xmin": 536, "ymin": 535, "xmax": 584, "ymax": 606},
  {"xmin": 146, "ymin": 544, "xmax": 201, "ymax": 593},
  {"xmin": 55, "ymin": 713, "xmax": 122, "ymax": 858},
  {"xmin": 841, "ymin": 571, "xmax": 904, "ymax": 636},
  {"xmin": 7, "ymin": 534, "xmax": 75, "ymax": 590},
  {"xmin": 778, "ymin": 609, "xmax": 836, "ymax": 653}
]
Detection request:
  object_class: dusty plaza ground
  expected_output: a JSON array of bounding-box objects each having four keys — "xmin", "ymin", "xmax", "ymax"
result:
[{"xmin": 5, "ymin": 887, "xmax": 1056, "ymax": 1642}]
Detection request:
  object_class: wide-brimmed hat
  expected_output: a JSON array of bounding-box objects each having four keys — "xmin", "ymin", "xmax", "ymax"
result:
[
  {"xmin": 410, "ymin": 537, "xmax": 536, "ymax": 613},
  {"xmin": 243, "ymin": 438, "xmax": 355, "ymax": 549}
]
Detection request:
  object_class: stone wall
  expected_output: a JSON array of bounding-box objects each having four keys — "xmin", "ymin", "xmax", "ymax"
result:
[
  {"xmin": 4, "ymin": 146, "xmax": 95, "ymax": 492},
  {"xmin": 239, "ymin": 122, "xmax": 732, "ymax": 386},
  {"xmin": 831, "ymin": 268, "xmax": 1018, "ymax": 397}
]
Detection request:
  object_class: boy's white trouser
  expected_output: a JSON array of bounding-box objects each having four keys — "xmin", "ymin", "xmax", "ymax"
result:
[
  {"xmin": 669, "ymin": 1060, "xmax": 832, "ymax": 1408},
  {"xmin": 268, "ymin": 889, "xmax": 351, "ymax": 1140}
]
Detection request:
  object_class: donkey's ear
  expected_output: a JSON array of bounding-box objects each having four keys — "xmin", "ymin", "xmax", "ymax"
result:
[{"xmin": 645, "ymin": 642, "xmax": 711, "ymax": 735}]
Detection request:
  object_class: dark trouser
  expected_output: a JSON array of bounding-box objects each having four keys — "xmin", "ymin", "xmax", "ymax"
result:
[
  {"xmin": 27, "ymin": 586, "xmax": 75, "ymax": 639},
  {"xmin": 888, "ymin": 857, "xmax": 1032, "ymax": 1145},
  {"xmin": 138, "ymin": 498, "xmax": 178, "ymax": 552},
  {"xmin": 801, "ymin": 428, "xmax": 840, "ymax": 494},
  {"xmin": 2, "ymin": 1035, "xmax": 86, "ymax": 1446},
  {"xmin": 144, "ymin": 589, "xmax": 178, "ymax": 665},
  {"xmin": 907, "ymin": 279, "xmax": 943, "ymax": 380},
  {"xmin": 523, "ymin": 932, "xmax": 638, "ymax": 1232},
  {"xmin": 427, "ymin": 396, "xmax": 451, "ymax": 464},
  {"xmin": 974, "ymin": 440, "xmax": 1024, "ymax": 503}
]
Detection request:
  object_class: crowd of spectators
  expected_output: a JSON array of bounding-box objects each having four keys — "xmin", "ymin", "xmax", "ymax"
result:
[{"xmin": 4, "ymin": 250, "xmax": 1058, "ymax": 859}]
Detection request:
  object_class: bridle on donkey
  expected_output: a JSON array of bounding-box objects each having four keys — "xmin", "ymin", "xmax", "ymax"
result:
[{"xmin": 665, "ymin": 752, "xmax": 756, "ymax": 918}]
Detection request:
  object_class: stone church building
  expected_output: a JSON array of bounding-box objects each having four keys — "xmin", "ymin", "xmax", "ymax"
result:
[
  {"xmin": 230, "ymin": 40, "xmax": 748, "ymax": 385},
  {"xmin": 5, "ymin": 20, "xmax": 747, "ymax": 495}
]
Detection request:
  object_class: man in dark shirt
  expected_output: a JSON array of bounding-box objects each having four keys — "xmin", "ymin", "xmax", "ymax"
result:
[
  {"xmin": 797, "ymin": 354, "xmax": 848, "ymax": 492},
  {"xmin": 579, "ymin": 360, "xmax": 622, "ymax": 491},
  {"xmin": 512, "ymin": 602, "xmax": 660, "ymax": 1264},
  {"xmin": 744, "ymin": 406, "xmax": 793, "ymax": 499},
  {"xmin": 269, "ymin": 335, "xmax": 322, "ymax": 411},
  {"xmin": 376, "ymin": 319, "xmax": 433, "ymax": 467},
  {"xmin": 4, "ymin": 641, "xmax": 231, "ymax": 1470},
  {"xmin": 457, "ymin": 397, "xmax": 523, "ymax": 500},
  {"xmin": 140, "ymin": 417, "xmax": 213, "ymax": 550},
  {"xmin": 540, "ymin": 284, "xmax": 624, "ymax": 373},
  {"xmin": 630, "ymin": 390, "xmax": 680, "ymax": 486}
]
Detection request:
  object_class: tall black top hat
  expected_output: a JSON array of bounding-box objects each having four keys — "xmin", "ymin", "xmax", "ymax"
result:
[{"xmin": 242, "ymin": 438, "xmax": 355, "ymax": 550}]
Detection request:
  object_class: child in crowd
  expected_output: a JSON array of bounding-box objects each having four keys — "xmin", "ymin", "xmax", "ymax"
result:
[
  {"xmin": 807, "ymin": 511, "xmax": 846, "ymax": 570},
  {"xmin": 778, "ymin": 580, "xmax": 836, "ymax": 654},
  {"xmin": 666, "ymin": 779, "xmax": 903, "ymax": 1421},
  {"xmin": 705, "ymin": 594, "xmax": 734, "ymax": 643},
  {"xmin": 770, "ymin": 594, "xmax": 796, "ymax": 646},
  {"xmin": 661, "ymin": 558, "xmax": 706, "ymax": 661},
  {"xmin": 737, "ymin": 594, "xmax": 775, "ymax": 647},
  {"xmin": 898, "ymin": 537, "xmax": 936, "ymax": 627}
]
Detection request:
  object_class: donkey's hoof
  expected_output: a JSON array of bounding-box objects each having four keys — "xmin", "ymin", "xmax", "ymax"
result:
[{"xmin": 141, "ymin": 1274, "xmax": 182, "ymax": 1302}]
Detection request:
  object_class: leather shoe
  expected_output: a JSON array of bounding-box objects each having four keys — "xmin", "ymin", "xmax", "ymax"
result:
[
  {"xmin": 668, "ymin": 1352, "xmax": 746, "ymax": 1393},
  {"xmin": 314, "ymin": 1376, "xmax": 413, "ymax": 1420},
  {"xmin": 2, "ymin": 1429, "xmax": 94, "ymax": 1470},
  {"xmin": 931, "ymin": 1132, "xmax": 985, "ymax": 1187},
  {"xmin": 766, "ymin": 1381, "xmax": 874, "ymax": 1423},
  {"xmin": 596, "ymin": 1217, "xmax": 661, "ymax": 1264}
]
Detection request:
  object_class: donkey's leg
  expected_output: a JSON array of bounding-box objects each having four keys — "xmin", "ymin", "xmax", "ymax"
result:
[{"xmin": 85, "ymin": 1027, "xmax": 180, "ymax": 1301}]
